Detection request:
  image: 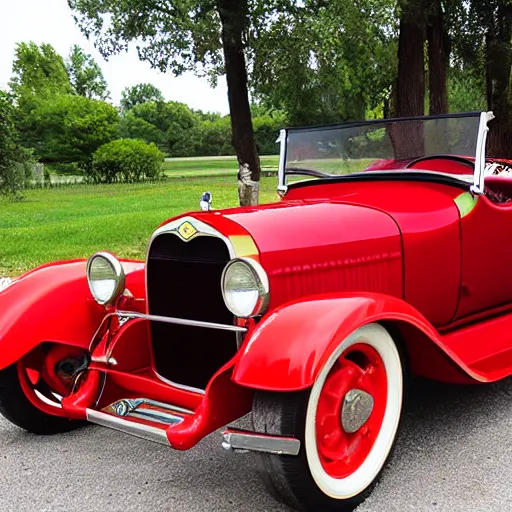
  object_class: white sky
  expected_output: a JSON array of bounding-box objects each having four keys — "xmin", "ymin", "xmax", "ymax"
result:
[{"xmin": 1, "ymin": 0, "xmax": 230, "ymax": 114}]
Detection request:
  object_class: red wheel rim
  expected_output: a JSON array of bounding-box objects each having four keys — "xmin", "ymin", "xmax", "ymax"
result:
[
  {"xmin": 17, "ymin": 346, "xmax": 85, "ymax": 418},
  {"xmin": 315, "ymin": 343, "xmax": 388, "ymax": 479}
]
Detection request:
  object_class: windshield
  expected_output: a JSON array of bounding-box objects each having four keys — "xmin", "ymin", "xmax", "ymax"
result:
[{"xmin": 283, "ymin": 113, "xmax": 483, "ymax": 183}]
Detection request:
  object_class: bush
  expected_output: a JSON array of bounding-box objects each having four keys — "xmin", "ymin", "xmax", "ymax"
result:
[{"xmin": 90, "ymin": 139, "xmax": 164, "ymax": 183}]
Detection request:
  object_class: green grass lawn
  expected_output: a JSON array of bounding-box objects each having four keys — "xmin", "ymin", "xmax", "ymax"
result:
[
  {"xmin": 0, "ymin": 176, "xmax": 279, "ymax": 277},
  {"xmin": 162, "ymin": 155, "xmax": 279, "ymax": 177}
]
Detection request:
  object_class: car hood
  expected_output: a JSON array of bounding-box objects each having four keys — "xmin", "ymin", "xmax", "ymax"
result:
[{"xmin": 194, "ymin": 199, "xmax": 404, "ymax": 309}]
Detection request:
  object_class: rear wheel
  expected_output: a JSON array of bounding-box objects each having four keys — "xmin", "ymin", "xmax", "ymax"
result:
[
  {"xmin": 252, "ymin": 323, "xmax": 404, "ymax": 512},
  {"xmin": 0, "ymin": 344, "xmax": 88, "ymax": 434}
]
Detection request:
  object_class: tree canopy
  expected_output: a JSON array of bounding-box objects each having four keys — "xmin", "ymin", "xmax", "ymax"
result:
[
  {"xmin": 120, "ymin": 83, "xmax": 165, "ymax": 111},
  {"xmin": 66, "ymin": 44, "xmax": 110, "ymax": 100},
  {"xmin": 20, "ymin": 94, "xmax": 119, "ymax": 164},
  {"xmin": 9, "ymin": 42, "xmax": 72, "ymax": 98}
]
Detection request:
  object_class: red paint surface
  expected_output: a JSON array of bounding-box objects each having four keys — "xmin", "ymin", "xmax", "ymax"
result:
[
  {"xmin": 0, "ymin": 259, "xmax": 145, "ymax": 370},
  {"xmin": 232, "ymin": 293, "xmax": 512, "ymax": 390},
  {"xmin": 456, "ymin": 195, "xmax": 512, "ymax": 318},
  {"xmin": 224, "ymin": 201, "xmax": 403, "ymax": 309},
  {"xmin": 284, "ymin": 180, "xmax": 462, "ymax": 326}
]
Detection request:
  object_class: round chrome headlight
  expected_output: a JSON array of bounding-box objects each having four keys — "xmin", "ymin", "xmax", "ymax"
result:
[
  {"xmin": 86, "ymin": 252, "xmax": 125, "ymax": 306},
  {"xmin": 221, "ymin": 258, "xmax": 269, "ymax": 318}
]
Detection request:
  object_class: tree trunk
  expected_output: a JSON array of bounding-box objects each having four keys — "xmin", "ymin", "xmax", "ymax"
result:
[
  {"xmin": 396, "ymin": 4, "xmax": 426, "ymax": 118},
  {"xmin": 217, "ymin": 0, "xmax": 261, "ymax": 206},
  {"xmin": 486, "ymin": 4, "xmax": 512, "ymax": 159},
  {"xmin": 427, "ymin": 1, "xmax": 449, "ymax": 115},
  {"xmin": 392, "ymin": 2, "xmax": 426, "ymax": 159}
]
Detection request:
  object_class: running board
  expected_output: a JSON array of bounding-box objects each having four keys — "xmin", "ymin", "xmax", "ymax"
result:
[
  {"xmin": 86, "ymin": 408, "xmax": 171, "ymax": 445},
  {"xmin": 221, "ymin": 428, "xmax": 301, "ymax": 456},
  {"xmin": 86, "ymin": 398, "xmax": 195, "ymax": 446}
]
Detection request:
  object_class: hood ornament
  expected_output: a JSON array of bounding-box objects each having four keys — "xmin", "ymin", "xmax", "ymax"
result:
[{"xmin": 200, "ymin": 191, "xmax": 213, "ymax": 212}]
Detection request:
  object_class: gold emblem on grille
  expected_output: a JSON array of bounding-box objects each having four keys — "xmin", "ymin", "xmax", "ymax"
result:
[{"xmin": 177, "ymin": 221, "xmax": 197, "ymax": 240}]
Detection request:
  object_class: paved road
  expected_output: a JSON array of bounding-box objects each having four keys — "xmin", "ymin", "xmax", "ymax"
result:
[{"xmin": 0, "ymin": 378, "xmax": 511, "ymax": 512}]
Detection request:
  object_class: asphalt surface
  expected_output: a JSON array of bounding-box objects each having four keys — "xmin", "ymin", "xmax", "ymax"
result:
[{"xmin": 0, "ymin": 378, "xmax": 511, "ymax": 512}]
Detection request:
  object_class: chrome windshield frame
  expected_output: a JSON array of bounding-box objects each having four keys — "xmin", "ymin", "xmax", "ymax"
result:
[
  {"xmin": 471, "ymin": 111, "xmax": 495, "ymax": 195},
  {"xmin": 277, "ymin": 111, "xmax": 495, "ymax": 193},
  {"xmin": 277, "ymin": 129, "xmax": 288, "ymax": 194}
]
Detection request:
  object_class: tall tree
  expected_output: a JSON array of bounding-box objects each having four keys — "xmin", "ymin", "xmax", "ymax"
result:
[
  {"xmin": 9, "ymin": 42, "xmax": 72, "ymax": 98},
  {"xmin": 68, "ymin": 0, "xmax": 295, "ymax": 205},
  {"xmin": 427, "ymin": 1, "xmax": 450, "ymax": 114},
  {"xmin": 66, "ymin": 44, "xmax": 110, "ymax": 100},
  {"xmin": 453, "ymin": 0, "xmax": 512, "ymax": 157},
  {"xmin": 483, "ymin": 1, "xmax": 512, "ymax": 157},
  {"xmin": 120, "ymin": 83, "xmax": 165, "ymax": 111},
  {"xmin": 392, "ymin": 0, "xmax": 427, "ymax": 159},
  {"xmin": 395, "ymin": 0, "xmax": 426, "ymax": 118}
]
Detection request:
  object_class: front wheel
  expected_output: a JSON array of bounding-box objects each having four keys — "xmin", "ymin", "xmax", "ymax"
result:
[
  {"xmin": 0, "ymin": 344, "xmax": 88, "ymax": 435},
  {"xmin": 252, "ymin": 323, "xmax": 404, "ymax": 512}
]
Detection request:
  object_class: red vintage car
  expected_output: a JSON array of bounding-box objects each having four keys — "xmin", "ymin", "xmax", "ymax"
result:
[{"xmin": 1, "ymin": 111, "xmax": 510, "ymax": 511}]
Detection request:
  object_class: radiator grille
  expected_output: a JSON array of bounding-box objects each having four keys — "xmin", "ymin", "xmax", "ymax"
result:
[{"xmin": 147, "ymin": 234, "xmax": 236, "ymax": 390}]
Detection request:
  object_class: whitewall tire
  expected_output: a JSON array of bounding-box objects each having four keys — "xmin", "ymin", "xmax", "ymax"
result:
[{"xmin": 252, "ymin": 323, "xmax": 405, "ymax": 512}]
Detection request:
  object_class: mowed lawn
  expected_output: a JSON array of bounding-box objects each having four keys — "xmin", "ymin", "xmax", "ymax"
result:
[
  {"xmin": 0, "ymin": 176, "xmax": 279, "ymax": 276},
  {"xmin": 162, "ymin": 155, "xmax": 279, "ymax": 177}
]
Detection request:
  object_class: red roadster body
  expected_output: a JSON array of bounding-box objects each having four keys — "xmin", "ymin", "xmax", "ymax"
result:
[{"xmin": 0, "ymin": 111, "xmax": 509, "ymax": 511}]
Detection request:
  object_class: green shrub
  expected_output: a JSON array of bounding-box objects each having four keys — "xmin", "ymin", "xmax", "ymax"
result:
[{"xmin": 90, "ymin": 139, "xmax": 164, "ymax": 183}]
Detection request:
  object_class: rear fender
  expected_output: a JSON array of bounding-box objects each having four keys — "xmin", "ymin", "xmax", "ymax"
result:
[
  {"xmin": 232, "ymin": 293, "xmax": 481, "ymax": 392},
  {"xmin": 0, "ymin": 259, "xmax": 145, "ymax": 370}
]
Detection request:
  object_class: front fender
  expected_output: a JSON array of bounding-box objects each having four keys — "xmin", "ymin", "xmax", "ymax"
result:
[
  {"xmin": 0, "ymin": 259, "xmax": 145, "ymax": 370},
  {"xmin": 232, "ymin": 292, "xmax": 480, "ymax": 391}
]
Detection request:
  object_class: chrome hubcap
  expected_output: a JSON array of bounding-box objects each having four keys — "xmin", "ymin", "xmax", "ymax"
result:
[{"xmin": 341, "ymin": 389, "xmax": 374, "ymax": 433}]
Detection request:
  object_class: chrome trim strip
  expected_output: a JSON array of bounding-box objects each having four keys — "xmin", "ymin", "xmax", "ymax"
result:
[
  {"xmin": 89, "ymin": 313, "xmax": 115, "ymax": 354},
  {"xmin": 116, "ymin": 310, "xmax": 247, "ymax": 333},
  {"xmin": 221, "ymin": 429, "xmax": 301, "ymax": 456},
  {"xmin": 139, "ymin": 398, "xmax": 194, "ymax": 416},
  {"xmin": 154, "ymin": 370, "xmax": 206, "ymax": 395},
  {"xmin": 103, "ymin": 397, "xmax": 193, "ymax": 417},
  {"xmin": 471, "ymin": 111, "xmax": 495, "ymax": 195},
  {"xmin": 130, "ymin": 410, "xmax": 183, "ymax": 426},
  {"xmin": 86, "ymin": 408, "xmax": 171, "ymax": 446},
  {"xmin": 277, "ymin": 128, "xmax": 288, "ymax": 193},
  {"xmin": 147, "ymin": 216, "xmax": 237, "ymax": 260}
]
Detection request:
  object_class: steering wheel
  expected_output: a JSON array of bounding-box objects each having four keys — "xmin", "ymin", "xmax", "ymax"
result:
[{"xmin": 405, "ymin": 154, "xmax": 475, "ymax": 170}]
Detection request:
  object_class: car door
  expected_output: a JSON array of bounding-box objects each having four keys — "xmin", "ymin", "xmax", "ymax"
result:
[{"xmin": 455, "ymin": 194, "xmax": 512, "ymax": 319}]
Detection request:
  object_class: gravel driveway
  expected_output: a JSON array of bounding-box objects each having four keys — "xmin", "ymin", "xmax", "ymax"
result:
[{"xmin": 0, "ymin": 378, "xmax": 510, "ymax": 512}]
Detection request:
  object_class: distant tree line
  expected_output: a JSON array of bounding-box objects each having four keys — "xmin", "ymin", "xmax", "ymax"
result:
[
  {"xmin": 117, "ymin": 83, "xmax": 285, "ymax": 157},
  {"xmin": 0, "ymin": 41, "xmax": 284, "ymax": 194}
]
